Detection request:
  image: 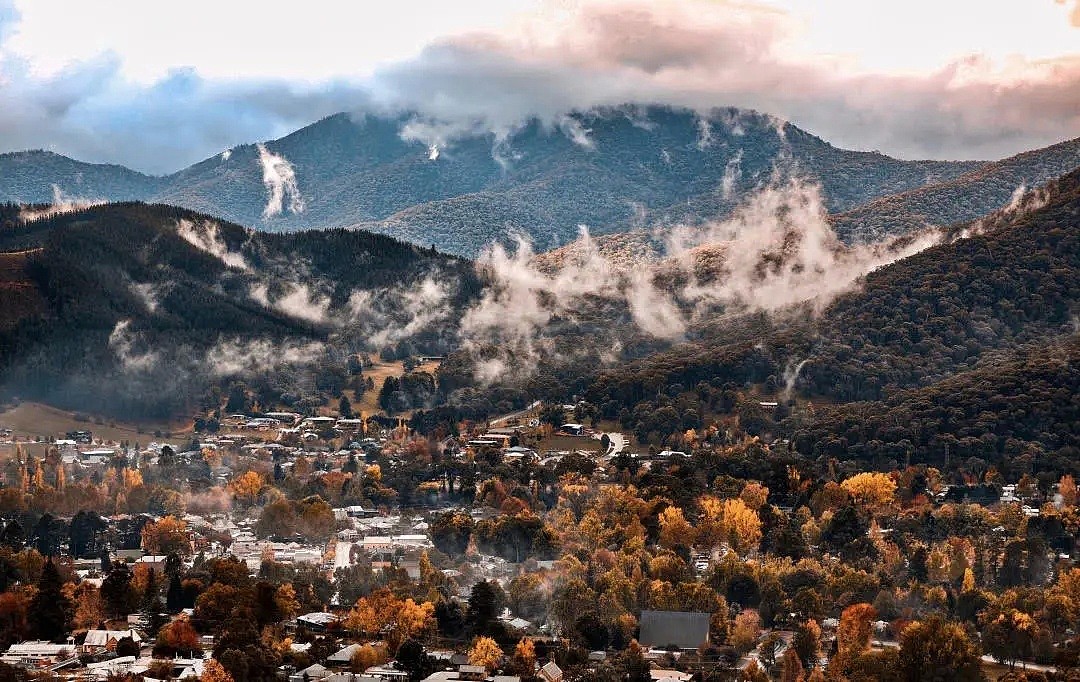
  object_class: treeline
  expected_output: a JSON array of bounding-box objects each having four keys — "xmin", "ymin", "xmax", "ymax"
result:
[{"xmin": 794, "ymin": 335, "xmax": 1080, "ymax": 478}]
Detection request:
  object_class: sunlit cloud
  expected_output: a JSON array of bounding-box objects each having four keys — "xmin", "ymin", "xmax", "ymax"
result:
[{"xmin": 0, "ymin": 0, "xmax": 1076, "ymax": 172}]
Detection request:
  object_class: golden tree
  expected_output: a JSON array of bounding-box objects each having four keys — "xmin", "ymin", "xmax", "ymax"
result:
[
  {"xmin": 779, "ymin": 648, "xmax": 805, "ymax": 682},
  {"xmin": 274, "ymin": 583, "xmax": 300, "ymax": 620},
  {"xmin": 701, "ymin": 498, "xmax": 762, "ymax": 554},
  {"xmin": 833, "ymin": 603, "xmax": 875, "ymax": 674},
  {"xmin": 510, "ymin": 638, "xmax": 536, "ymax": 677},
  {"xmin": 468, "ymin": 636, "xmax": 503, "ymax": 672},
  {"xmin": 739, "ymin": 482, "xmax": 769, "ymax": 510},
  {"xmin": 228, "ymin": 471, "xmax": 265, "ymax": 506},
  {"xmin": 201, "ymin": 659, "xmax": 235, "ymax": 682},
  {"xmin": 141, "ymin": 516, "xmax": 190, "ymax": 555},
  {"xmin": 657, "ymin": 506, "xmax": 694, "ymax": 549},
  {"xmin": 730, "ymin": 609, "xmax": 762, "ymax": 654},
  {"xmin": 840, "ymin": 473, "xmax": 896, "ymax": 509}
]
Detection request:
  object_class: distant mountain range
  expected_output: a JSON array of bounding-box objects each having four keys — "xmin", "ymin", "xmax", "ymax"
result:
[{"xmin": 6, "ymin": 104, "xmax": 1077, "ymax": 256}]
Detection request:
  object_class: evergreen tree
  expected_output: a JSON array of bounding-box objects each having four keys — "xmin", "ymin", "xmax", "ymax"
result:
[{"xmin": 29, "ymin": 559, "xmax": 71, "ymax": 640}]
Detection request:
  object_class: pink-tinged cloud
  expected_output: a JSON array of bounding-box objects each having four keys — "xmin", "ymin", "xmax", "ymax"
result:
[
  {"xmin": 370, "ymin": 0, "xmax": 1080, "ymax": 160},
  {"xmin": 1057, "ymin": 0, "xmax": 1080, "ymax": 26}
]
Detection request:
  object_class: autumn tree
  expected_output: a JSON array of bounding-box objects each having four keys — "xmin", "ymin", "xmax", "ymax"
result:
[
  {"xmin": 201, "ymin": 659, "xmax": 235, "ymax": 682},
  {"xmin": 981, "ymin": 607, "xmax": 1035, "ymax": 671},
  {"xmin": 897, "ymin": 617, "xmax": 982, "ymax": 682},
  {"xmin": 509, "ymin": 638, "xmax": 537, "ymax": 680},
  {"xmin": 779, "ymin": 648, "xmax": 805, "ymax": 682},
  {"xmin": 141, "ymin": 516, "xmax": 190, "ymax": 556},
  {"xmin": 468, "ymin": 636, "xmax": 503, "ymax": 672},
  {"xmin": 740, "ymin": 482, "xmax": 769, "ymax": 510},
  {"xmin": 793, "ymin": 619, "xmax": 821, "ymax": 670},
  {"xmin": 831, "ymin": 603, "xmax": 876, "ymax": 678},
  {"xmin": 730, "ymin": 609, "xmax": 762, "ymax": 654},
  {"xmin": 228, "ymin": 471, "xmax": 265, "ymax": 507},
  {"xmin": 155, "ymin": 618, "xmax": 200, "ymax": 657},
  {"xmin": 840, "ymin": 473, "xmax": 896, "ymax": 510},
  {"xmin": 700, "ymin": 497, "xmax": 762, "ymax": 555},
  {"xmin": 658, "ymin": 506, "xmax": 695, "ymax": 549}
]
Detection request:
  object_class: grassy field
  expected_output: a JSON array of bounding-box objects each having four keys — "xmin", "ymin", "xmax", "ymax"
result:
[
  {"xmin": 0, "ymin": 401, "xmax": 189, "ymax": 445},
  {"xmin": 318, "ymin": 358, "xmax": 442, "ymax": 419}
]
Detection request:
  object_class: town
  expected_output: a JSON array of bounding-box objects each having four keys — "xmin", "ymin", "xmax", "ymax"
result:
[{"xmin": 0, "ymin": 392, "xmax": 1075, "ymax": 682}]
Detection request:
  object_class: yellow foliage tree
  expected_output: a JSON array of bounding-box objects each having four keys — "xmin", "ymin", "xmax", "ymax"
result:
[
  {"xmin": 835, "ymin": 603, "xmax": 875, "ymax": 665},
  {"xmin": 511, "ymin": 638, "xmax": 536, "ymax": 677},
  {"xmin": 1060, "ymin": 474, "xmax": 1077, "ymax": 507},
  {"xmin": 201, "ymin": 659, "xmax": 235, "ymax": 682},
  {"xmin": 141, "ymin": 516, "xmax": 190, "ymax": 555},
  {"xmin": 229, "ymin": 471, "xmax": 265, "ymax": 506},
  {"xmin": 961, "ymin": 568, "xmax": 977, "ymax": 593},
  {"xmin": 730, "ymin": 609, "xmax": 761, "ymax": 654},
  {"xmin": 840, "ymin": 472, "xmax": 896, "ymax": 509},
  {"xmin": 468, "ymin": 636, "xmax": 503, "ymax": 672},
  {"xmin": 275, "ymin": 583, "xmax": 300, "ymax": 620},
  {"xmin": 658, "ymin": 506, "xmax": 694, "ymax": 549},
  {"xmin": 739, "ymin": 482, "xmax": 769, "ymax": 510}
]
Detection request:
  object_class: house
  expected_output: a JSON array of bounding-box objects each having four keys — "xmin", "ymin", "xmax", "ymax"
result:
[
  {"xmin": 638, "ymin": 611, "xmax": 710, "ymax": 650},
  {"xmin": 539, "ymin": 661, "xmax": 563, "ymax": 682},
  {"xmin": 457, "ymin": 665, "xmax": 487, "ymax": 681},
  {"xmin": 290, "ymin": 663, "xmax": 332, "ymax": 682},
  {"xmin": 363, "ymin": 665, "xmax": 408, "ymax": 681},
  {"xmin": 82, "ymin": 629, "xmax": 142, "ymax": 655},
  {"xmin": 1, "ymin": 641, "xmax": 77, "ymax": 668},
  {"xmin": 136, "ymin": 555, "xmax": 170, "ymax": 573},
  {"xmin": 651, "ymin": 671, "xmax": 692, "ymax": 682},
  {"xmin": 559, "ymin": 424, "xmax": 585, "ymax": 436},
  {"xmin": 326, "ymin": 644, "xmax": 363, "ymax": 667},
  {"xmin": 297, "ymin": 612, "xmax": 339, "ymax": 632}
]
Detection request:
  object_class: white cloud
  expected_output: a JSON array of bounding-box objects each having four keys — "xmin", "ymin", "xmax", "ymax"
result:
[{"xmin": 257, "ymin": 143, "xmax": 304, "ymax": 219}]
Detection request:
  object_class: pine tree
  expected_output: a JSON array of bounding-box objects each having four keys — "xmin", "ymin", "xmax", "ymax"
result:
[{"xmin": 30, "ymin": 559, "xmax": 71, "ymax": 640}]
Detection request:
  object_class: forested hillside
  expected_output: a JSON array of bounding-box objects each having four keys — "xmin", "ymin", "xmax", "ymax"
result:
[
  {"xmin": 0, "ymin": 203, "xmax": 476, "ymax": 418},
  {"xmin": 793, "ymin": 334, "xmax": 1079, "ymax": 477},
  {"xmin": 830, "ymin": 136, "xmax": 1080, "ymax": 241},
  {"xmin": 579, "ymin": 167, "xmax": 1080, "ymax": 463}
]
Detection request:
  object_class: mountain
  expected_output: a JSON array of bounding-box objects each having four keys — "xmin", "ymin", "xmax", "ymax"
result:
[
  {"xmin": 0, "ymin": 105, "xmax": 996, "ymax": 256},
  {"xmin": 0, "ymin": 203, "xmax": 477, "ymax": 418},
  {"xmin": 580, "ymin": 165, "xmax": 1080, "ymax": 465},
  {"xmin": 0, "ymin": 151, "xmax": 163, "ymax": 204},
  {"xmin": 830, "ymin": 135, "xmax": 1080, "ymax": 242}
]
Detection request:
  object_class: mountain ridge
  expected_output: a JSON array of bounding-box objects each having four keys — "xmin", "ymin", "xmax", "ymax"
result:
[{"xmin": 0, "ymin": 105, "xmax": 995, "ymax": 255}]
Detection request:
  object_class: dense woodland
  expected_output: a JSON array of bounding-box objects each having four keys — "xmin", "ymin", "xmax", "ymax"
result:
[{"xmin": 0, "ymin": 203, "xmax": 476, "ymax": 418}]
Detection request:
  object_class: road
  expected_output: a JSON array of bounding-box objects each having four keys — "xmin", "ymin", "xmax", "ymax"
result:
[
  {"xmin": 873, "ymin": 641, "xmax": 1058, "ymax": 674},
  {"xmin": 334, "ymin": 541, "xmax": 353, "ymax": 571},
  {"xmin": 489, "ymin": 401, "xmax": 541, "ymax": 426}
]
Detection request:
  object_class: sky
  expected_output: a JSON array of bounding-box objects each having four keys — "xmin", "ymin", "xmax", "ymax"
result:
[{"xmin": 0, "ymin": 0, "xmax": 1078, "ymax": 173}]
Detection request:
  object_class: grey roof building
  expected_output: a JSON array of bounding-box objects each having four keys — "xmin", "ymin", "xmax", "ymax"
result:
[{"xmin": 638, "ymin": 610, "xmax": 711, "ymax": 649}]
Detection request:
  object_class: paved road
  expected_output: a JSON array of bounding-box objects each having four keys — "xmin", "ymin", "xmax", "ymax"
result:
[
  {"xmin": 489, "ymin": 401, "xmax": 541, "ymax": 426},
  {"xmin": 334, "ymin": 541, "xmax": 353, "ymax": 571}
]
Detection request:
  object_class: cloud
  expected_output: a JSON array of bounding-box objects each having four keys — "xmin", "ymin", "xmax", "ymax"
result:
[
  {"xmin": 256, "ymin": 143, "xmax": 305, "ymax": 219},
  {"xmin": 374, "ymin": 0, "xmax": 1080, "ymax": 161},
  {"xmin": 176, "ymin": 218, "xmax": 250, "ymax": 270},
  {"xmin": 204, "ymin": 337, "xmax": 324, "ymax": 377},
  {"xmin": 0, "ymin": 0, "xmax": 1077, "ymax": 172},
  {"xmin": 250, "ymin": 282, "xmax": 330, "ymax": 325},
  {"xmin": 456, "ymin": 176, "xmax": 952, "ymax": 384},
  {"xmin": 108, "ymin": 320, "xmax": 160, "ymax": 371},
  {"xmin": 1057, "ymin": 0, "xmax": 1080, "ymax": 26},
  {"xmin": 17, "ymin": 183, "xmax": 103, "ymax": 222}
]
